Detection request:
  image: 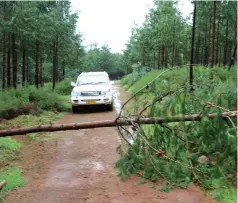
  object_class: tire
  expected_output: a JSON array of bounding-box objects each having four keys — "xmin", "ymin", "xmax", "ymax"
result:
[
  {"xmin": 107, "ymin": 103, "xmax": 113, "ymax": 111},
  {"xmin": 72, "ymin": 106, "xmax": 77, "ymax": 113}
]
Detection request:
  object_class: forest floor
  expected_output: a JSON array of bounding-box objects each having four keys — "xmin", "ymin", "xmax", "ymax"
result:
[{"xmin": 5, "ymin": 85, "xmax": 216, "ymax": 203}]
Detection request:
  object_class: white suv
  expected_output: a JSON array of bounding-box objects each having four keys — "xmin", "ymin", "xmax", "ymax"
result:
[{"xmin": 70, "ymin": 71, "xmax": 114, "ymax": 113}]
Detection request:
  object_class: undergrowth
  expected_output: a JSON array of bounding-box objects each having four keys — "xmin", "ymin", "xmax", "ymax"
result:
[
  {"xmin": 0, "ymin": 79, "xmax": 72, "ymax": 119},
  {"xmin": 117, "ymin": 66, "xmax": 237, "ymax": 202}
]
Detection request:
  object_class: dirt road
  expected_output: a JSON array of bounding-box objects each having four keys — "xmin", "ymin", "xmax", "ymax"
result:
[{"xmin": 6, "ymin": 85, "xmax": 215, "ymax": 203}]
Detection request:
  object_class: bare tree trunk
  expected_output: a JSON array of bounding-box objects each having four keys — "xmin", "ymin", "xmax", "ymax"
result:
[
  {"xmin": 229, "ymin": 43, "xmax": 237, "ymax": 69},
  {"xmin": 141, "ymin": 46, "xmax": 145, "ymax": 66},
  {"xmin": 196, "ymin": 32, "xmax": 200, "ymax": 64},
  {"xmin": 76, "ymin": 50, "xmax": 79, "ymax": 73},
  {"xmin": 172, "ymin": 19, "xmax": 176, "ymax": 67},
  {"xmin": 215, "ymin": 21, "xmax": 219, "ymax": 65},
  {"xmin": 210, "ymin": 1, "xmax": 216, "ymax": 80},
  {"xmin": 35, "ymin": 40, "xmax": 40, "ymax": 88},
  {"xmin": 12, "ymin": 33, "xmax": 17, "ymax": 89},
  {"xmin": 52, "ymin": 41, "xmax": 56, "ymax": 90},
  {"xmin": 189, "ymin": 1, "xmax": 196, "ymax": 91},
  {"xmin": 160, "ymin": 45, "xmax": 165, "ymax": 68},
  {"xmin": 26, "ymin": 53, "xmax": 29, "ymax": 85},
  {"xmin": 207, "ymin": 11, "xmax": 212, "ymax": 65},
  {"xmin": 62, "ymin": 59, "xmax": 65, "ymax": 79},
  {"xmin": 2, "ymin": 32, "xmax": 6, "ymax": 89},
  {"xmin": 39, "ymin": 56, "xmax": 43, "ymax": 87},
  {"xmin": 22, "ymin": 44, "xmax": 26, "ymax": 87},
  {"xmin": 223, "ymin": 20, "xmax": 228, "ymax": 67},
  {"xmin": 218, "ymin": 45, "xmax": 221, "ymax": 67},
  {"xmin": 229, "ymin": 43, "xmax": 237, "ymax": 70},
  {"xmin": 153, "ymin": 50, "xmax": 156, "ymax": 69},
  {"xmin": 0, "ymin": 111, "xmax": 237, "ymax": 137},
  {"xmin": 56, "ymin": 35, "xmax": 59, "ymax": 82},
  {"xmin": 157, "ymin": 46, "xmax": 160, "ymax": 69},
  {"xmin": 165, "ymin": 47, "xmax": 168, "ymax": 68},
  {"xmin": 7, "ymin": 35, "xmax": 11, "ymax": 88}
]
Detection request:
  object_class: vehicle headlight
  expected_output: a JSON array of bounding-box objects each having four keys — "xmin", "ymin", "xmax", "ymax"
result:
[
  {"xmin": 102, "ymin": 89, "xmax": 111, "ymax": 95},
  {"xmin": 71, "ymin": 91, "xmax": 80, "ymax": 96}
]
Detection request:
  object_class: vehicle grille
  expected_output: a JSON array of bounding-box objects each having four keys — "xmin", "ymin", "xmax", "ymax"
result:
[{"xmin": 81, "ymin": 91, "xmax": 101, "ymax": 96}]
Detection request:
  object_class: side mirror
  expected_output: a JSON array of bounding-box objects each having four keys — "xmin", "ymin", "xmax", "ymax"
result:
[
  {"xmin": 71, "ymin": 82, "xmax": 76, "ymax": 87},
  {"xmin": 110, "ymin": 81, "xmax": 114, "ymax": 85}
]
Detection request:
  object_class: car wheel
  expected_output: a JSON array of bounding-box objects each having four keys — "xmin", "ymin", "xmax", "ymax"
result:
[
  {"xmin": 107, "ymin": 103, "xmax": 113, "ymax": 111},
  {"xmin": 72, "ymin": 106, "xmax": 77, "ymax": 113}
]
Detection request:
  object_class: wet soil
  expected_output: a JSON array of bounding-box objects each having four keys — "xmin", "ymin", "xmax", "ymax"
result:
[{"xmin": 5, "ymin": 85, "xmax": 216, "ymax": 203}]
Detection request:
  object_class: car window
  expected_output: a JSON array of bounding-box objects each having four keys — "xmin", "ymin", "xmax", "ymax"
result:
[{"xmin": 76, "ymin": 75, "xmax": 109, "ymax": 86}]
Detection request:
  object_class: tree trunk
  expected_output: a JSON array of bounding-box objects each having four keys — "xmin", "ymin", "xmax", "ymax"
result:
[
  {"xmin": 160, "ymin": 45, "xmax": 165, "ymax": 68},
  {"xmin": 165, "ymin": 47, "xmax": 168, "ymax": 68},
  {"xmin": 52, "ymin": 41, "xmax": 56, "ymax": 90},
  {"xmin": 203, "ymin": 35, "xmax": 207, "ymax": 66},
  {"xmin": 62, "ymin": 60, "xmax": 65, "ymax": 79},
  {"xmin": 157, "ymin": 46, "xmax": 160, "ymax": 69},
  {"xmin": 55, "ymin": 36, "xmax": 59, "ymax": 82},
  {"xmin": 12, "ymin": 33, "xmax": 17, "ymax": 89},
  {"xmin": 26, "ymin": 53, "xmax": 29, "ymax": 85},
  {"xmin": 207, "ymin": 11, "xmax": 212, "ymax": 65},
  {"xmin": 218, "ymin": 45, "xmax": 221, "ymax": 67},
  {"xmin": 228, "ymin": 43, "xmax": 237, "ymax": 69},
  {"xmin": 141, "ymin": 46, "xmax": 145, "ymax": 66},
  {"xmin": 39, "ymin": 56, "xmax": 43, "ymax": 87},
  {"xmin": 7, "ymin": 35, "xmax": 11, "ymax": 88},
  {"xmin": 2, "ymin": 32, "xmax": 6, "ymax": 89},
  {"xmin": 172, "ymin": 19, "xmax": 176, "ymax": 67},
  {"xmin": 196, "ymin": 32, "xmax": 200, "ymax": 64},
  {"xmin": 0, "ymin": 180, "xmax": 6, "ymax": 190},
  {"xmin": 35, "ymin": 40, "xmax": 40, "ymax": 88},
  {"xmin": 189, "ymin": 1, "xmax": 196, "ymax": 91},
  {"xmin": 215, "ymin": 21, "xmax": 219, "ymax": 65},
  {"xmin": 22, "ymin": 45, "xmax": 26, "ymax": 87},
  {"xmin": 0, "ymin": 111, "xmax": 237, "ymax": 137},
  {"xmin": 223, "ymin": 20, "xmax": 228, "ymax": 66},
  {"xmin": 153, "ymin": 50, "xmax": 156, "ymax": 69},
  {"xmin": 210, "ymin": 1, "xmax": 216, "ymax": 80}
]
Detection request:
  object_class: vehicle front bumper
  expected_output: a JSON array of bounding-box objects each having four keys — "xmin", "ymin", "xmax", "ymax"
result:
[{"xmin": 71, "ymin": 95, "xmax": 113, "ymax": 106}]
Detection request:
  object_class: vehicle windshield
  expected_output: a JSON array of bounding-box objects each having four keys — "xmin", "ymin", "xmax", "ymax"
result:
[{"xmin": 76, "ymin": 75, "xmax": 109, "ymax": 86}]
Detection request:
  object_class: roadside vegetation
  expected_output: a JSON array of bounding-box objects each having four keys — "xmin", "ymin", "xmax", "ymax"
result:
[
  {"xmin": 117, "ymin": 1, "xmax": 237, "ymax": 201},
  {"xmin": 117, "ymin": 66, "xmax": 237, "ymax": 203}
]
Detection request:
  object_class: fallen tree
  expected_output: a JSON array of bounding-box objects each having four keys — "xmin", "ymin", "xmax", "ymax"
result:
[
  {"xmin": 0, "ymin": 180, "xmax": 6, "ymax": 191},
  {"xmin": 0, "ymin": 111, "xmax": 236, "ymax": 137}
]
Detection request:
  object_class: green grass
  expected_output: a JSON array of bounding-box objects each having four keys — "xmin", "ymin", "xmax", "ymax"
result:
[
  {"xmin": 211, "ymin": 178, "xmax": 237, "ymax": 203},
  {"xmin": 0, "ymin": 167, "xmax": 26, "ymax": 200},
  {"xmin": 0, "ymin": 138, "xmax": 21, "ymax": 166}
]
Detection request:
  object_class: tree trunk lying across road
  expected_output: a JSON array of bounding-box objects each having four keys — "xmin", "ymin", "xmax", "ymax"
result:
[
  {"xmin": 0, "ymin": 180, "xmax": 6, "ymax": 190},
  {"xmin": 0, "ymin": 111, "xmax": 237, "ymax": 137}
]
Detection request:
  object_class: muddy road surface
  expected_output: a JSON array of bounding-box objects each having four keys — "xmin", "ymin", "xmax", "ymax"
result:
[{"xmin": 6, "ymin": 85, "xmax": 215, "ymax": 203}]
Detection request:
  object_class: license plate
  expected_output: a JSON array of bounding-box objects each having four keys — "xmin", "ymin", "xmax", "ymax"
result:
[{"xmin": 86, "ymin": 101, "xmax": 96, "ymax": 105}]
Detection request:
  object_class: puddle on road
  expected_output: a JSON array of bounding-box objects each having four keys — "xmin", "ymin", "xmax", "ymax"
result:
[
  {"xmin": 112, "ymin": 85, "xmax": 122, "ymax": 115},
  {"xmin": 112, "ymin": 85, "xmax": 135, "ymax": 145},
  {"xmin": 92, "ymin": 162, "xmax": 104, "ymax": 172},
  {"xmin": 64, "ymin": 139, "xmax": 73, "ymax": 146}
]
